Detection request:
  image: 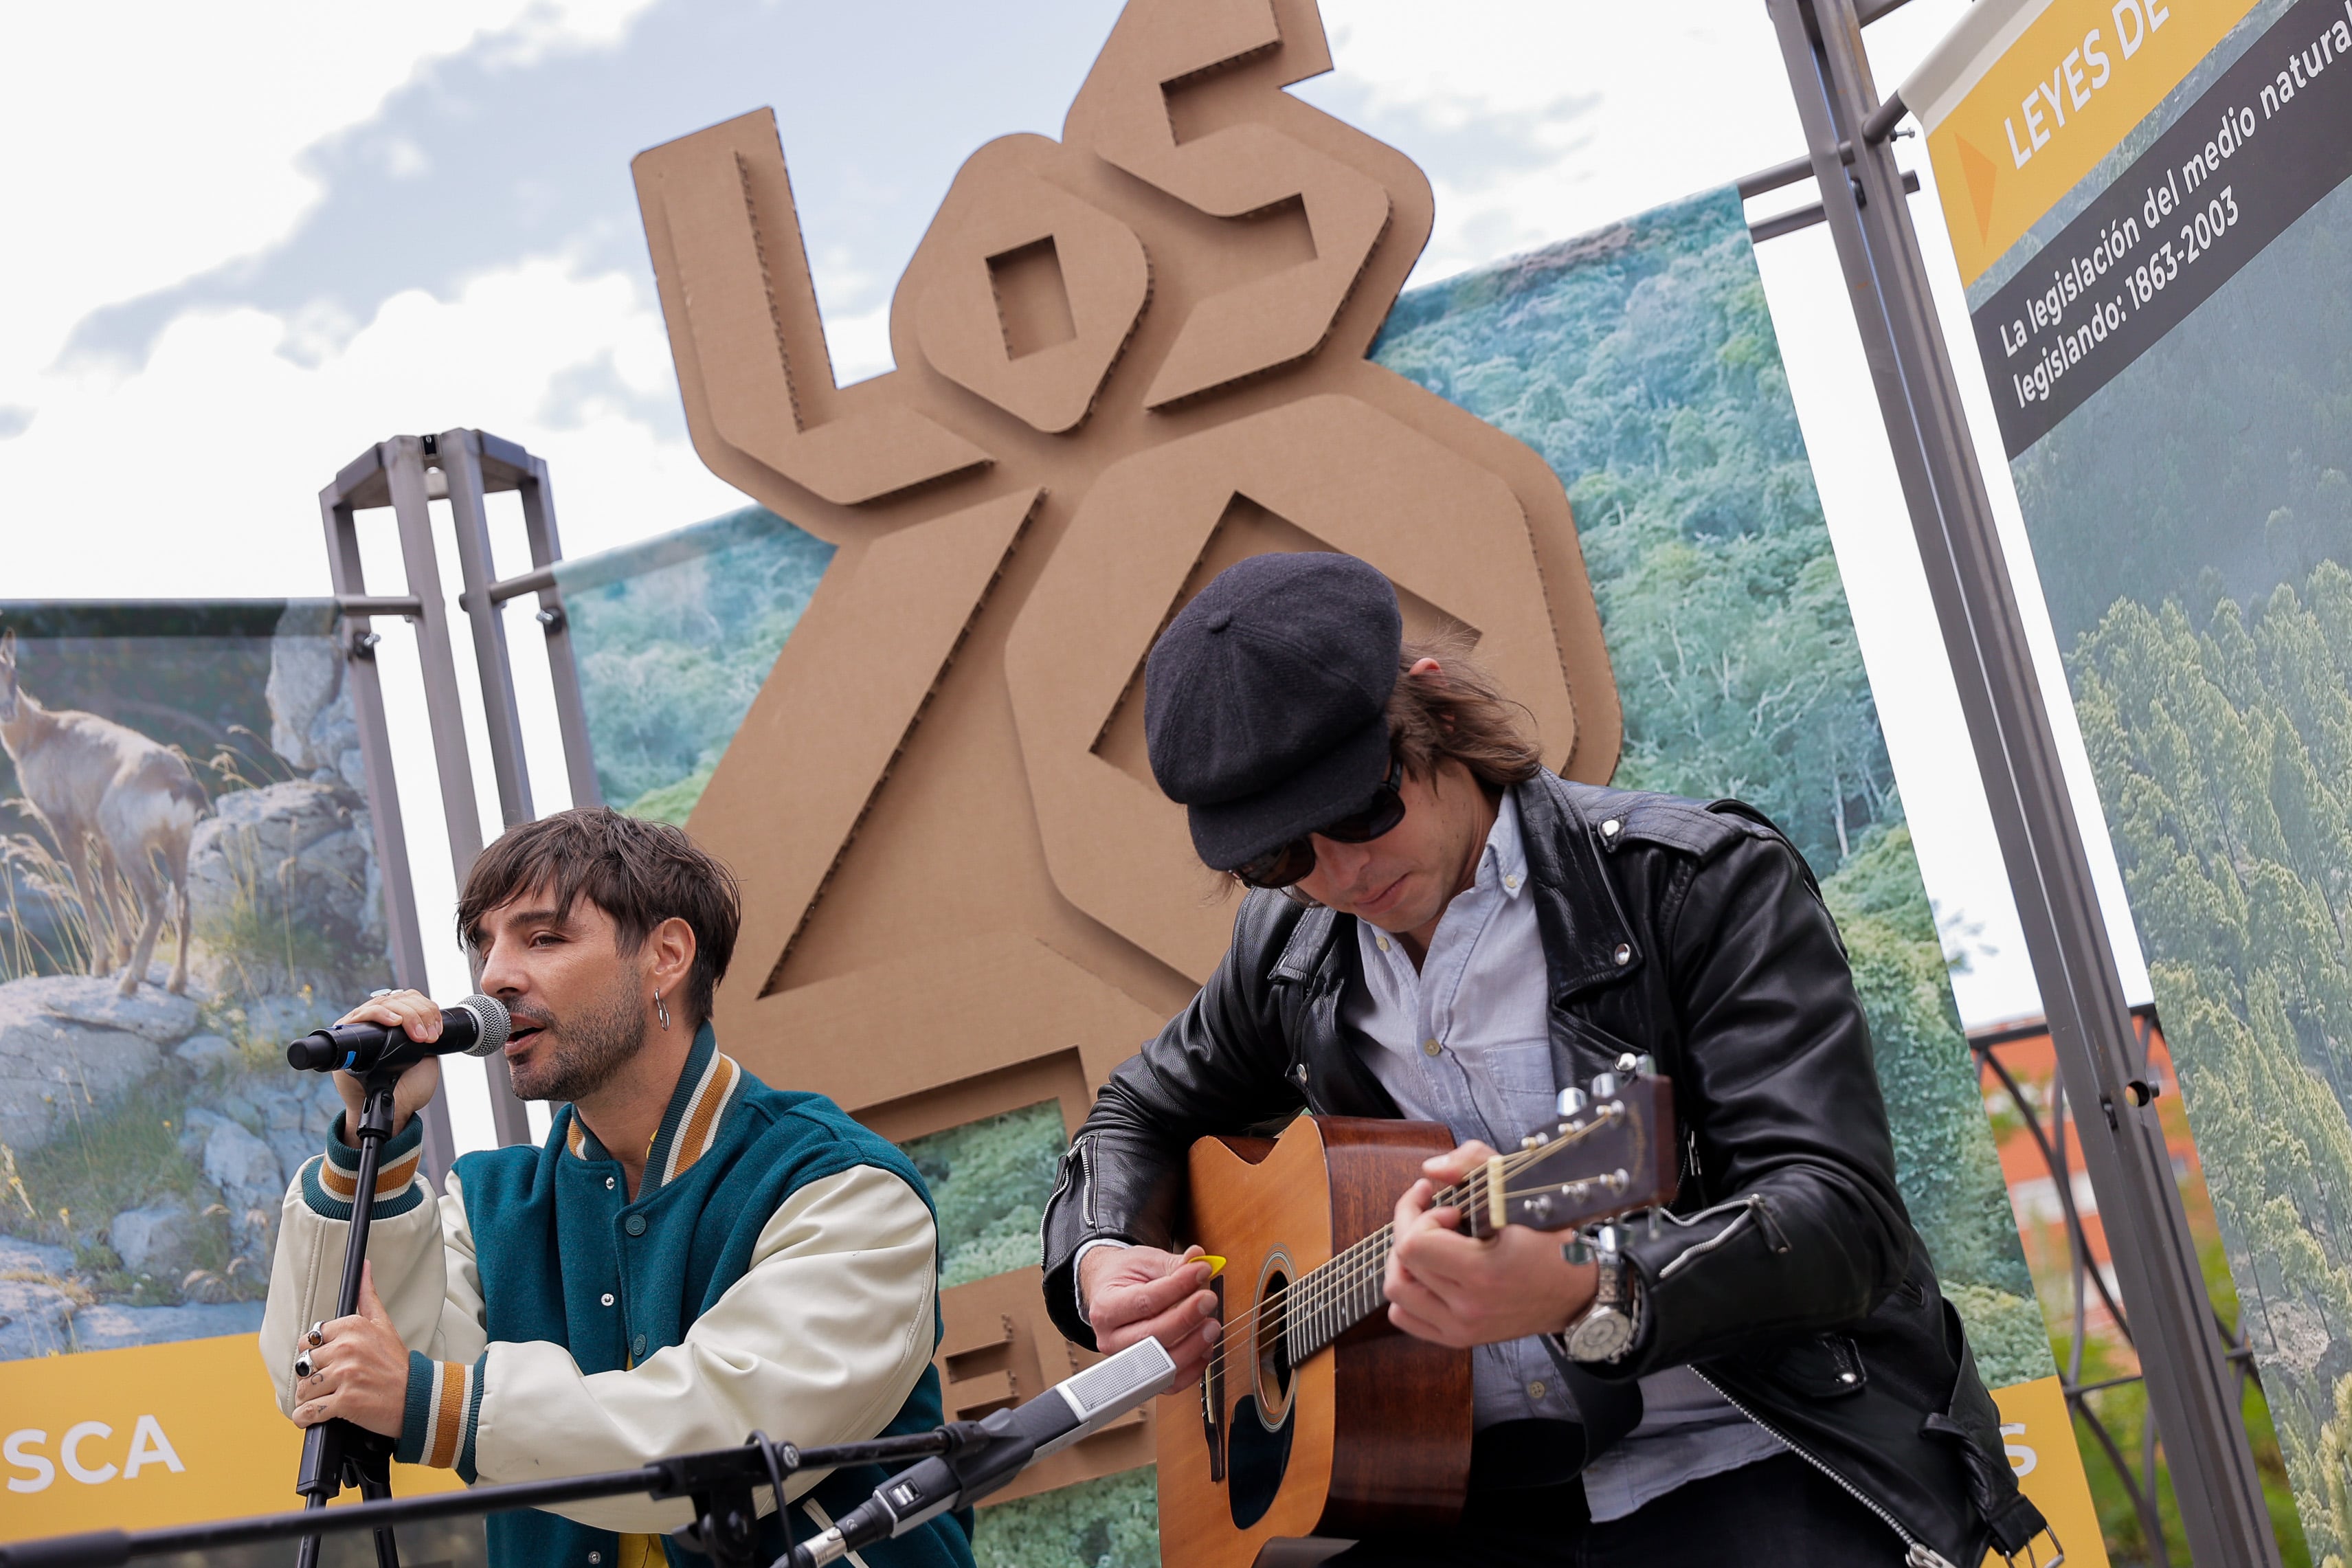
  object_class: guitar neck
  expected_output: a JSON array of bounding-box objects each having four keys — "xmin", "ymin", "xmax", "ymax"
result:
[
  {"xmin": 1273, "ymin": 1088, "xmax": 1670, "ymax": 1365},
  {"xmin": 1280, "ymin": 1172, "xmax": 1484, "ymax": 1363}
]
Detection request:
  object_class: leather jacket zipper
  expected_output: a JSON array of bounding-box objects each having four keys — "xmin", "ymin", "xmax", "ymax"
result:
[
  {"xmin": 1688, "ymin": 1367, "xmax": 1958, "ymax": 1568},
  {"xmin": 1044, "ymin": 1135, "xmax": 1087, "ymax": 1239}
]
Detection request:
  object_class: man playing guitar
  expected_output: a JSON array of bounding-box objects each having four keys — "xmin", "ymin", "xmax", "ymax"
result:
[{"xmin": 1041, "ymin": 552, "xmax": 2043, "ymax": 1566}]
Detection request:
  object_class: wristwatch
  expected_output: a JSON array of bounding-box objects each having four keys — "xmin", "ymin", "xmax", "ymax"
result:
[{"xmin": 1563, "ymin": 1232, "xmax": 1643, "ymax": 1364}]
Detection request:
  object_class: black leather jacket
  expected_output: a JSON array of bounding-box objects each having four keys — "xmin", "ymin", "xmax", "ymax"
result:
[{"xmin": 1041, "ymin": 773, "xmax": 2044, "ymax": 1567}]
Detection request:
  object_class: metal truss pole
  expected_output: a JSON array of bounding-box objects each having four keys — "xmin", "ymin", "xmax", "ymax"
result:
[
  {"xmin": 320, "ymin": 464, "xmax": 458, "ymax": 1182},
  {"xmin": 445, "ymin": 429, "xmax": 602, "ymax": 812},
  {"xmin": 321, "ymin": 437, "xmax": 533, "ymax": 1150},
  {"xmin": 1763, "ymin": 1, "xmax": 2280, "ymax": 1561}
]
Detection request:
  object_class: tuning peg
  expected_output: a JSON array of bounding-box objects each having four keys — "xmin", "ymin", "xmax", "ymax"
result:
[
  {"xmin": 1589, "ymin": 1071, "xmax": 1619, "ymax": 1100},
  {"xmin": 1615, "ymin": 1052, "xmax": 1655, "ymax": 1079},
  {"xmin": 1555, "ymin": 1086, "xmax": 1589, "ymax": 1117}
]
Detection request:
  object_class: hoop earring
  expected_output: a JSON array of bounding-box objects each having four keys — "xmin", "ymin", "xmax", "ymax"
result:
[{"xmin": 656, "ymin": 991, "xmax": 671, "ymax": 1031}]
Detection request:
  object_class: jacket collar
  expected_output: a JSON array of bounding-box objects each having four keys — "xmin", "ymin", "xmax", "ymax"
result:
[
  {"xmin": 561, "ymin": 1022, "xmax": 743, "ymax": 1195},
  {"xmin": 1511, "ymin": 774, "xmax": 1644, "ymax": 1001}
]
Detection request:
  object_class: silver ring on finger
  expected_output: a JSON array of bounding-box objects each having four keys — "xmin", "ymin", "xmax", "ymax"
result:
[{"xmin": 294, "ymin": 1351, "xmax": 315, "ymax": 1380}]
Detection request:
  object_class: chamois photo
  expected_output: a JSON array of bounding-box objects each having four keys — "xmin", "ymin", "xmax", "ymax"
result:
[{"xmin": 0, "ymin": 629, "xmax": 206, "ymax": 995}]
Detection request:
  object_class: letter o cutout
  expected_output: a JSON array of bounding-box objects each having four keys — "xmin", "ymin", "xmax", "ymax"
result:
[{"xmin": 1004, "ymin": 393, "xmax": 1580, "ymax": 981}]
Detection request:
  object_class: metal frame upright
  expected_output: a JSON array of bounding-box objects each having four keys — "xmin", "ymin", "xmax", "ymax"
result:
[
  {"xmin": 1763, "ymin": 1, "xmax": 2281, "ymax": 1560},
  {"xmin": 319, "ymin": 430, "xmax": 600, "ymax": 1167}
]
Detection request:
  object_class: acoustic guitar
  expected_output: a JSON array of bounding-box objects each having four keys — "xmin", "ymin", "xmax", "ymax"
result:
[{"xmin": 1156, "ymin": 1066, "xmax": 1678, "ymax": 1568}]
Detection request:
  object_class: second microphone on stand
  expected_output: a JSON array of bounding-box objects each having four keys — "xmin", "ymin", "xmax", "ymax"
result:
[{"xmin": 285, "ymin": 994, "xmax": 513, "ymax": 1074}]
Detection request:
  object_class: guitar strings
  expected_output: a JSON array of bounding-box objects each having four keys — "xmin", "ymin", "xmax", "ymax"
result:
[
  {"xmin": 1196, "ymin": 1115, "xmax": 1622, "ymax": 1382},
  {"xmin": 1202, "ymin": 1120, "xmax": 1606, "ymax": 1366}
]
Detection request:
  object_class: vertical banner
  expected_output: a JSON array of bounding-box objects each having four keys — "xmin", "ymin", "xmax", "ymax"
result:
[
  {"xmin": 1917, "ymin": 0, "xmax": 2352, "ymax": 1555},
  {"xmin": 0, "ymin": 603, "xmax": 466, "ymax": 1556}
]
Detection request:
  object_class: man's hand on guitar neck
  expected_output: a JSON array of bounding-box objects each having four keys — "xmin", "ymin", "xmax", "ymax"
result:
[
  {"xmin": 1077, "ymin": 1243, "xmax": 1223, "ymax": 1383},
  {"xmin": 1385, "ymin": 1141, "xmax": 1602, "ymax": 1348}
]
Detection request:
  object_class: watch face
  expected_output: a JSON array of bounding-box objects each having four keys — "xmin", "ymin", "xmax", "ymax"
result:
[{"xmin": 1567, "ymin": 1305, "xmax": 1635, "ymax": 1363}]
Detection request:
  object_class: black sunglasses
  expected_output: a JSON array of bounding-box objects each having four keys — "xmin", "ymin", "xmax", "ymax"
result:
[{"xmin": 1233, "ymin": 757, "xmax": 1408, "ymax": 890}]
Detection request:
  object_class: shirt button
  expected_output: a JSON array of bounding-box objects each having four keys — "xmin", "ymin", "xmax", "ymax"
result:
[
  {"xmin": 1504, "ymin": 873, "xmax": 1521, "ymax": 891},
  {"xmin": 1529, "ymin": 1380, "xmax": 1548, "ymax": 1400},
  {"xmin": 1613, "ymin": 943, "xmax": 1633, "ymax": 967},
  {"xmin": 605, "ymin": 1176, "xmax": 616, "ymax": 1190},
  {"xmin": 632, "ymin": 1333, "xmax": 647, "ymax": 1358},
  {"xmin": 1376, "ymin": 935, "xmax": 1391, "ymax": 952},
  {"xmin": 601, "ymin": 1292, "xmax": 616, "ymax": 1307},
  {"xmin": 624, "ymin": 1213, "xmax": 647, "ymax": 1236},
  {"xmin": 1422, "ymin": 1038, "xmax": 1442, "ymax": 1057}
]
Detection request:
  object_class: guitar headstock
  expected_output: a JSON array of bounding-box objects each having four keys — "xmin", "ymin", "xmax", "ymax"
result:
[{"xmin": 1458, "ymin": 1060, "xmax": 1679, "ymax": 1240}]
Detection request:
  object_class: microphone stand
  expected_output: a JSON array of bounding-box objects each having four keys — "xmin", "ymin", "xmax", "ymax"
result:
[{"xmin": 293, "ymin": 1066, "xmax": 406, "ymax": 1568}]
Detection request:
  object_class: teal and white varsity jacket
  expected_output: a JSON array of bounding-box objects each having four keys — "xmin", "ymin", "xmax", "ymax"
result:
[{"xmin": 260, "ymin": 1025, "xmax": 974, "ymax": 1568}]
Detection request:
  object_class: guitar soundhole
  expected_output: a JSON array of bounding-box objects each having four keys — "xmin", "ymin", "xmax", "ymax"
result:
[
  {"xmin": 1222, "ymin": 1255, "xmax": 1296, "ymax": 1529},
  {"xmin": 1254, "ymin": 1268, "xmax": 1295, "ymax": 1423}
]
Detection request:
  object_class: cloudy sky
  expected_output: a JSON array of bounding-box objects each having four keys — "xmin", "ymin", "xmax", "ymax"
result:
[{"xmin": 0, "ymin": 1, "xmax": 2153, "ymax": 1143}]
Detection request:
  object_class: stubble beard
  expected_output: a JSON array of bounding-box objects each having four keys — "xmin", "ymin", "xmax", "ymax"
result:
[{"xmin": 508, "ymin": 981, "xmax": 647, "ymax": 1104}]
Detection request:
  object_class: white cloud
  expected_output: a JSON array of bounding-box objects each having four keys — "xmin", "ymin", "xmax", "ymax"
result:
[
  {"xmin": 0, "ymin": 0, "xmax": 660, "ymax": 395},
  {"xmin": 0, "ymin": 251, "xmax": 739, "ymax": 598},
  {"xmin": 1308, "ymin": 1, "xmax": 1806, "ymax": 282}
]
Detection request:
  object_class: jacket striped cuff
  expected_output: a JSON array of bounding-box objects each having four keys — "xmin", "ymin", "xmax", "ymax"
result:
[
  {"xmin": 300, "ymin": 1114, "xmax": 427, "ymax": 1220},
  {"xmin": 396, "ymin": 1350, "xmax": 484, "ymax": 1480}
]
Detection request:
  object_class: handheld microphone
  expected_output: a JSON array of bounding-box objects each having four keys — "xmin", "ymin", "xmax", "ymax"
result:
[
  {"xmin": 285, "ymin": 994, "xmax": 513, "ymax": 1073},
  {"xmin": 786, "ymin": 1336, "xmax": 1178, "ymax": 1568}
]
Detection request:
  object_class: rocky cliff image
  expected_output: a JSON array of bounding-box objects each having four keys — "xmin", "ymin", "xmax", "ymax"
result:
[{"xmin": 0, "ymin": 601, "xmax": 390, "ymax": 1358}]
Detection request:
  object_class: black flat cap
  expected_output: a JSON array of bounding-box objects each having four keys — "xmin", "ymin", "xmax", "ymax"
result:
[{"xmin": 1143, "ymin": 552, "xmax": 1401, "ymax": 870}]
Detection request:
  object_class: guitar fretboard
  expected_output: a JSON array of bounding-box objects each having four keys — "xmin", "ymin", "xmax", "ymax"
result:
[{"xmin": 1276, "ymin": 1165, "xmax": 1495, "ymax": 1364}]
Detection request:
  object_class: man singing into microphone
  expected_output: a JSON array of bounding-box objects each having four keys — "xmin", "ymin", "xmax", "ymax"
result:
[
  {"xmin": 1042, "ymin": 553, "xmax": 2042, "ymax": 1567},
  {"xmin": 257, "ymin": 808, "xmax": 974, "ymax": 1568}
]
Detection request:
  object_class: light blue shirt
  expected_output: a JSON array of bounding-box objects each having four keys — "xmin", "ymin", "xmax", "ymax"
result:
[{"xmin": 1341, "ymin": 790, "xmax": 1785, "ymax": 1520}]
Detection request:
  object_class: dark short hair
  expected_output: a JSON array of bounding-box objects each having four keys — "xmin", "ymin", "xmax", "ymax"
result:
[
  {"xmin": 456, "ymin": 807, "xmax": 741, "ymax": 1022},
  {"xmin": 1388, "ymin": 629, "xmax": 1545, "ymax": 788}
]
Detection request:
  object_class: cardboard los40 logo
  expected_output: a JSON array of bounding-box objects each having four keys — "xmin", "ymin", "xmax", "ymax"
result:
[{"xmin": 630, "ymin": 0, "xmax": 1620, "ymax": 1115}]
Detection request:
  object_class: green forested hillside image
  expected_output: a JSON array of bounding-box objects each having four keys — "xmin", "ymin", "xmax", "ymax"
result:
[
  {"xmin": 1374, "ymin": 186, "xmax": 2048, "ymax": 1388},
  {"xmin": 2013, "ymin": 173, "xmax": 2352, "ymax": 1564},
  {"xmin": 2074, "ymin": 576, "xmax": 2352, "ymax": 1563},
  {"xmin": 556, "ymin": 506, "xmax": 833, "ymax": 822}
]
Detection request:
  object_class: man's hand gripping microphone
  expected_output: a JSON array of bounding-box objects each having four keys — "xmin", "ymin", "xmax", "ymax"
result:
[
  {"xmin": 285, "ymin": 994, "xmax": 512, "ymax": 1073},
  {"xmin": 785, "ymin": 1336, "xmax": 1178, "ymax": 1567}
]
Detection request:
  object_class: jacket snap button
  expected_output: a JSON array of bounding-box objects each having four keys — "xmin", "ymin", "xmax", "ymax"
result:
[
  {"xmin": 1600, "ymin": 818, "xmax": 1622, "ymax": 839},
  {"xmin": 605, "ymin": 1176, "xmax": 615, "ymax": 1190},
  {"xmin": 601, "ymin": 1292, "xmax": 616, "ymax": 1307},
  {"xmin": 624, "ymin": 1213, "xmax": 647, "ymax": 1237},
  {"xmin": 1613, "ymin": 943, "xmax": 1633, "ymax": 966},
  {"xmin": 631, "ymin": 1333, "xmax": 647, "ymax": 1358}
]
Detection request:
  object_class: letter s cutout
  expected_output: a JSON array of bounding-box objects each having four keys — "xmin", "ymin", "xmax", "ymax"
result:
[{"xmin": 4, "ymin": 1428, "xmax": 55, "ymax": 1493}]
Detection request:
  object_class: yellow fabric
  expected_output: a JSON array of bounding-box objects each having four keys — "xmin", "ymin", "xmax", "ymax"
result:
[{"xmin": 615, "ymin": 1532, "xmax": 660, "ymax": 1568}]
